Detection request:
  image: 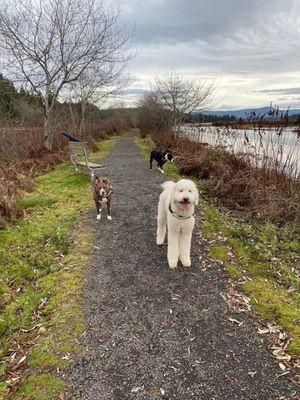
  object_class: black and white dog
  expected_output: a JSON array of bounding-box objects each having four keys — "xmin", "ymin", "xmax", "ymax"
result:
[{"xmin": 150, "ymin": 149, "xmax": 174, "ymax": 174}]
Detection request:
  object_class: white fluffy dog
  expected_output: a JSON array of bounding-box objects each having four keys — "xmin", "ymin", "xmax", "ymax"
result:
[{"xmin": 156, "ymin": 179, "xmax": 199, "ymax": 269}]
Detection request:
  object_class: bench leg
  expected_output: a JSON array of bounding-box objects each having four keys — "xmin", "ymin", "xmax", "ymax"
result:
[{"xmin": 90, "ymin": 170, "xmax": 95, "ymax": 182}]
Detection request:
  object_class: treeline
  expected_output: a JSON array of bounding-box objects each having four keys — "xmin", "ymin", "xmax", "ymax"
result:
[
  {"xmin": 184, "ymin": 112, "xmax": 300, "ymax": 124},
  {"xmin": 0, "ymin": 73, "xmax": 43, "ymax": 124},
  {"xmin": 0, "ymin": 71, "xmax": 133, "ymax": 139},
  {"xmin": 183, "ymin": 113, "xmax": 237, "ymax": 123}
]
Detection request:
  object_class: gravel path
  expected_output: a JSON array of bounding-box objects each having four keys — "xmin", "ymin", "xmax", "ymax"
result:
[{"xmin": 65, "ymin": 132, "xmax": 298, "ymax": 400}]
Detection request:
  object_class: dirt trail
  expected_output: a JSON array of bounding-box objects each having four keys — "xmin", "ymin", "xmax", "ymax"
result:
[{"xmin": 65, "ymin": 132, "xmax": 298, "ymax": 400}]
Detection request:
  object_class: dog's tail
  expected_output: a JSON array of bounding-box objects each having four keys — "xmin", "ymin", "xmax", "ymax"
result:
[{"xmin": 161, "ymin": 181, "xmax": 175, "ymax": 191}]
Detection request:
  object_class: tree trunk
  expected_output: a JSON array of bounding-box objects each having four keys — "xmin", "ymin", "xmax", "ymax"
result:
[
  {"xmin": 173, "ymin": 111, "xmax": 179, "ymax": 135},
  {"xmin": 79, "ymin": 101, "xmax": 86, "ymax": 139},
  {"xmin": 43, "ymin": 89, "xmax": 55, "ymax": 150},
  {"xmin": 43, "ymin": 113, "xmax": 53, "ymax": 149}
]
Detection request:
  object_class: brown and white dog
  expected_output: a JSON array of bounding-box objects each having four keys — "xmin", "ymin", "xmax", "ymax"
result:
[{"xmin": 92, "ymin": 177, "xmax": 113, "ymax": 220}]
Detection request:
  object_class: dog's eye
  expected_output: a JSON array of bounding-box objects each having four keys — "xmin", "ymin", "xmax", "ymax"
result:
[
  {"xmin": 180, "ymin": 189, "xmax": 183, "ymax": 192},
  {"xmin": 189, "ymin": 190, "xmax": 191, "ymax": 192}
]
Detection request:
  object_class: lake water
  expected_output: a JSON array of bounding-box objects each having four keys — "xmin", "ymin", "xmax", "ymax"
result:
[{"xmin": 177, "ymin": 125, "xmax": 300, "ymax": 179}]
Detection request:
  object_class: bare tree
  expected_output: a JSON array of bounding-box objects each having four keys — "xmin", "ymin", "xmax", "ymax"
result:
[
  {"xmin": 153, "ymin": 70, "xmax": 215, "ymax": 129},
  {"xmin": 70, "ymin": 65, "xmax": 127, "ymax": 138},
  {"xmin": 0, "ymin": 0, "xmax": 131, "ymax": 148}
]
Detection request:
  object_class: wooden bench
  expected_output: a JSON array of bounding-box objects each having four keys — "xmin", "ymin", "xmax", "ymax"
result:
[{"xmin": 69, "ymin": 142, "xmax": 106, "ymax": 181}]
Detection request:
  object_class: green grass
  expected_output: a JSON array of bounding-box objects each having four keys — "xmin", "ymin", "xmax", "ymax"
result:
[
  {"xmin": 18, "ymin": 195, "xmax": 58, "ymax": 211},
  {"xmin": 0, "ymin": 138, "xmax": 115, "ymax": 399},
  {"xmin": 134, "ymin": 137, "xmax": 152, "ymax": 159},
  {"xmin": 210, "ymin": 246, "xmax": 230, "ymax": 262},
  {"xmin": 12, "ymin": 374, "xmax": 65, "ymax": 400},
  {"xmin": 135, "ymin": 135, "xmax": 300, "ymax": 357}
]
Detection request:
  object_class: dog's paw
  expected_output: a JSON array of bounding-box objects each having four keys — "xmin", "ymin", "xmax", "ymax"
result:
[
  {"xmin": 181, "ymin": 259, "xmax": 191, "ymax": 268},
  {"xmin": 168, "ymin": 260, "xmax": 178, "ymax": 269},
  {"xmin": 96, "ymin": 214, "xmax": 101, "ymax": 220},
  {"xmin": 107, "ymin": 215, "xmax": 112, "ymax": 220},
  {"xmin": 156, "ymin": 239, "xmax": 164, "ymax": 246}
]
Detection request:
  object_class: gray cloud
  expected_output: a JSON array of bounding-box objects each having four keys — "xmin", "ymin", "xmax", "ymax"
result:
[
  {"xmin": 121, "ymin": 0, "xmax": 285, "ymax": 44},
  {"xmin": 111, "ymin": 0, "xmax": 300, "ymax": 108},
  {"xmin": 256, "ymin": 87, "xmax": 300, "ymax": 95},
  {"xmin": 121, "ymin": 88, "xmax": 151, "ymax": 96}
]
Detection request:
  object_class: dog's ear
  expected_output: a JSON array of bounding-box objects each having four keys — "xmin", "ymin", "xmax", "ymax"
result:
[
  {"xmin": 102, "ymin": 178, "xmax": 110, "ymax": 185},
  {"xmin": 194, "ymin": 186, "xmax": 199, "ymax": 206},
  {"xmin": 94, "ymin": 177, "xmax": 101, "ymax": 186}
]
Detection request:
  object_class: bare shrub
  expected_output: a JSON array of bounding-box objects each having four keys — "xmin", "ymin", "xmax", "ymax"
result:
[
  {"xmin": 137, "ymin": 95, "xmax": 172, "ymax": 141},
  {"xmin": 0, "ymin": 128, "xmax": 44, "ymax": 161}
]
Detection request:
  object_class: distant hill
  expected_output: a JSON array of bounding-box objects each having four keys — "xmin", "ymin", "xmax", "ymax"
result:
[{"xmin": 199, "ymin": 107, "xmax": 300, "ymax": 120}]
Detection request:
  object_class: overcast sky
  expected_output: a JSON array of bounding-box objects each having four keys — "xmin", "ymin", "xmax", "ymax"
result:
[{"xmin": 112, "ymin": 0, "xmax": 300, "ymax": 110}]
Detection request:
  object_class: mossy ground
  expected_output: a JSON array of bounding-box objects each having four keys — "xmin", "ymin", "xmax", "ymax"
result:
[
  {"xmin": 135, "ymin": 135, "xmax": 300, "ymax": 357},
  {"xmin": 0, "ymin": 138, "xmax": 115, "ymax": 399}
]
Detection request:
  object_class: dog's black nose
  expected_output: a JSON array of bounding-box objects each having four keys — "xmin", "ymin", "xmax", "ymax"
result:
[{"xmin": 183, "ymin": 197, "xmax": 189, "ymax": 202}]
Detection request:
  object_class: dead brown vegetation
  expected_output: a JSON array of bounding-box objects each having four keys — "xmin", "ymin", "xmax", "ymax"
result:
[{"xmin": 0, "ymin": 127, "xmax": 69, "ymax": 161}]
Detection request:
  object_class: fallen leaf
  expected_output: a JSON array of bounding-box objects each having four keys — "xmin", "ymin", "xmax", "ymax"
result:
[
  {"xmin": 131, "ymin": 386, "xmax": 144, "ymax": 393},
  {"xmin": 17, "ymin": 355, "xmax": 26, "ymax": 365},
  {"xmin": 168, "ymin": 365, "xmax": 179, "ymax": 372},
  {"xmin": 258, "ymin": 328, "xmax": 269, "ymax": 334},
  {"xmin": 276, "ymin": 354, "xmax": 291, "ymax": 361},
  {"xmin": 247, "ymin": 371, "xmax": 257, "ymax": 378},
  {"xmin": 279, "ymin": 362, "xmax": 286, "ymax": 372},
  {"xmin": 277, "ymin": 371, "xmax": 290, "ymax": 378},
  {"xmin": 228, "ymin": 317, "xmax": 243, "ymax": 326}
]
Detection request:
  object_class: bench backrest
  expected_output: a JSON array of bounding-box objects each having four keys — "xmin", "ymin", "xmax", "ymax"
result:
[
  {"xmin": 69, "ymin": 142, "xmax": 90, "ymax": 168},
  {"xmin": 69, "ymin": 141, "xmax": 89, "ymax": 157}
]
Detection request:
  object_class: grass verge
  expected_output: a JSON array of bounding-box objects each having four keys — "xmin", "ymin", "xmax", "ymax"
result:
[
  {"xmin": 0, "ymin": 138, "xmax": 115, "ymax": 399},
  {"xmin": 135, "ymin": 135, "xmax": 300, "ymax": 358}
]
